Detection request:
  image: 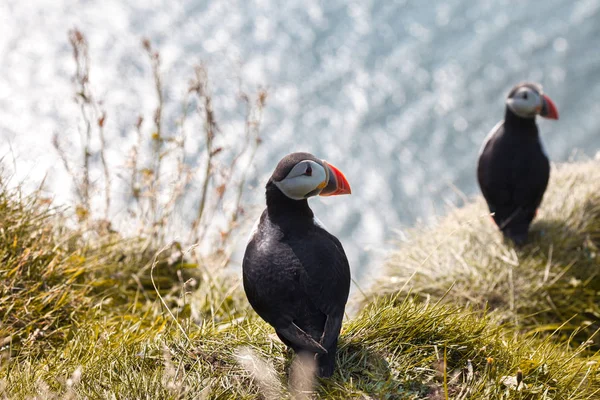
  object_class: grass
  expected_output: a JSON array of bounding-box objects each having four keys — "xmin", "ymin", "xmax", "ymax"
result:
[
  {"xmin": 1, "ymin": 171, "xmax": 600, "ymax": 399},
  {"xmin": 375, "ymin": 158, "xmax": 600, "ymax": 346}
]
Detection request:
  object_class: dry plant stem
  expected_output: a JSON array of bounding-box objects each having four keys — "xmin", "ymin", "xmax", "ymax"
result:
[
  {"xmin": 68, "ymin": 29, "xmax": 93, "ymax": 212},
  {"xmin": 97, "ymin": 112, "xmax": 111, "ymax": 220},
  {"xmin": 228, "ymin": 94, "xmax": 265, "ymax": 227},
  {"xmin": 79, "ymin": 100, "xmax": 92, "ymax": 213},
  {"xmin": 217, "ymin": 95, "xmax": 266, "ymax": 268},
  {"xmin": 60, "ymin": 29, "xmax": 111, "ymax": 220},
  {"xmin": 52, "ymin": 133, "xmax": 79, "ymax": 198},
  {"xmin": 443, "ymin": 345, "xmax": 449, "ymax": 400},
  {"xmin": 190, "ymin": 66, "xmax": 218, "ymax": 245},
  {"xmin": 157, "ymin": 93, "xmax": 194, "ymax": 241},
  {"xmin": 129, "ymin": 116, "xmax": 144, "ymax": 207},
  {"xmin": 143, "ymin": 39, "xmax": 165, "ymax": 236},
  {"xmin": 55, "ymin": 30, "xmax": 270, "ymax": 273},
  {"xmin": 195, "ymin": 90, "xmax": 265, "ymax": 249}
]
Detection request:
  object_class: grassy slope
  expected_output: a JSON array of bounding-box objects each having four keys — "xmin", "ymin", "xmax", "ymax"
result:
[
  {"xmin": 1, "ymin": 160, "xmax": 599, "ymax": 399},
  {"xmin": 377, "ymin": 158, "xmax": 600, "ymax": 346}
]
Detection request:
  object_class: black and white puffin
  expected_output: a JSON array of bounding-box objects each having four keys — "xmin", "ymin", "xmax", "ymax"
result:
[
  {"xmin": 477, "ymin": 82, "xmax": 559, "ymax": 245},
  {"xmin": 242, "ymin": 152, "xmax": 351, "ymax": 378}
]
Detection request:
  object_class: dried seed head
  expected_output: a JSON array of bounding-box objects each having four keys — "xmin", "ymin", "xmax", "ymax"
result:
[
  {"xmin": 135, "ymin": 116, "xmax": 144, "ymax": 130},
  {"xmin": 258, "ymin": 89, "xmax": 268, "ymax": 107},
  {"xmin": 142, "ymin": 38, "xmax": 152, "ymax": 52},
  {"xmin": 98, "ymin": 113, "xmax": 106, "ymax": 127}
]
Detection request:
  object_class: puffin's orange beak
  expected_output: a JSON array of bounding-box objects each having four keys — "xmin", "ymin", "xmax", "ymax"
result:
[
  {"xmin": 320, "ymin": 161, "xmax": 351, "ymax": 196},
  {"xmin": 540, "ymin": 94, "xmax": 559, "ymax": 120}
]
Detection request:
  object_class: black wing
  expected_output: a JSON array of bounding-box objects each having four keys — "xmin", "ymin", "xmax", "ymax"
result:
[
  {"xmin": 242, "ymin": 213, "xmax": 350, "ymax": 353},
  {"xmin": 291, "ymin": 229, "xmax": 351, "ymax": 350},
  {"xmin": 477, "ymin": 122, "xmax": 550, "ymax": 236},
  {"xmin": 477, "ymin": 121, "xmax": 507, "ymax": 215}
]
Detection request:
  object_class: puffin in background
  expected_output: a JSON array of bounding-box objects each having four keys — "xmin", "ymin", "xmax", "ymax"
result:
[
  {"xmin": 477, "ymin": 82, "xmax": 559, "ymax": 245},
  {"xmin": 242, "ymin": 152, "xmax": 352, "ymax": 378}
]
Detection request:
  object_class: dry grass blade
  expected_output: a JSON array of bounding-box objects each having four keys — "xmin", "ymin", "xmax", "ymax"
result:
[
  {"xmin": 235, "ymin": 347, "xmax": 283, "ymax": 400},
  {"xmin": 289, "ymin": 352, "xmax": 317, "ymax": 400}
]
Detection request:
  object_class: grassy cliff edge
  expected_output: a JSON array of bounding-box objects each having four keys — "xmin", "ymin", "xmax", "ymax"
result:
[
  {"xmin": 377, "ymin": 158, "xmax": 600, "ymax": 345},
  {"xmin": 1, "ymin": 159, "xmax": 600, "ymax": 399}
]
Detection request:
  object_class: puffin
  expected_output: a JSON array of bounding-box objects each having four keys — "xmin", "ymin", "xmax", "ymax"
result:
[
  {"xmin": 242, "ymin": 152, "xmax": 351, "ymax": 378},
  {"xmin": 477, "ymin": 82, "xmax": 559, "ymax": 245}
]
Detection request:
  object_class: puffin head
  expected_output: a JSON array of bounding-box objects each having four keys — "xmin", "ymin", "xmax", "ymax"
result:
[
  {"xmin": 269, "ymin": 152, "xmax": 351, "ymax": 200},
  {"xmin": 506, "ymin": 82, "xmax": 559, "ymax": 120}
]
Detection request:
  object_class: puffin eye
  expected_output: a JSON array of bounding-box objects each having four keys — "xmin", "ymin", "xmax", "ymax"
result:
[
  {"xmin": 522, "ymin": 92, "xmax": 528, "ymax": 100},
  {"xmin": 305, "ymin": 164, "xmax": 312, "ymax": 176}
]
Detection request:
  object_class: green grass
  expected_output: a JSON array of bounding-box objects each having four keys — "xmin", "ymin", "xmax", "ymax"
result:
[
  {"xmin": 1, "ymin": 160, "xmax": 600, "ymax": 399},
  {"xmin": 376, "ymin": 158, "xmax": 600, "ymax": 345}
]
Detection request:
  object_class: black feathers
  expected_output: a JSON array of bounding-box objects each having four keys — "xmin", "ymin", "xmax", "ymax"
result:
[
  {"xmin": 242, "ymin": 155, "xmax": 351, "ymax": 378},
  {"xmin": 477, "ymin": 84, "xmax": 551, "ymax": 245}
]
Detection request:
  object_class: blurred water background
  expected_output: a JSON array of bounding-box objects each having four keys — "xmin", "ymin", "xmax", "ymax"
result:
[{"xmin": 1, "ymin": 0, "xmax": 599, "ymax": 285}]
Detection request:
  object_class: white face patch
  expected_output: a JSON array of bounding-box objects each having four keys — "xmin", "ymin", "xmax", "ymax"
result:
[
  {"xmin": 274, "ymin": 160, "xmax": 328, "ymax": 200},
  {"xmin": 506, "ymin": 87, "xmax": 543, "ymax": 118}
]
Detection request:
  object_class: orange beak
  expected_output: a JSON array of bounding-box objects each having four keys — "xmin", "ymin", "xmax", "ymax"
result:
[
  {"xmin": 320, "ymin": 161, "xmax": 351, "ymax": 196},
  {"xmin": 540, "ymin": 94, "xmax": 559, "ymax": 120}
]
